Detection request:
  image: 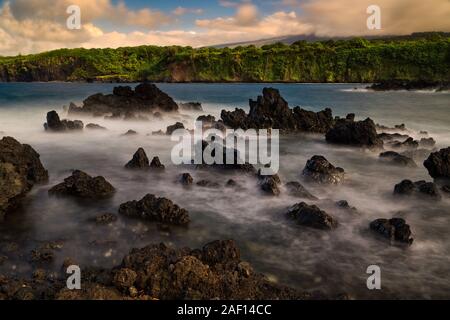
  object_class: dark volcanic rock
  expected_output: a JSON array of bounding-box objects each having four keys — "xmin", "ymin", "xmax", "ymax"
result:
[
  {"xmin": 389, "ymin": 137, "xmax": 419, "ymax": 150},
  {"xmin": 258, "ymin": 173, "xmax": 281, "ymax": 196},
  {"xmin": 369, "ymin": 80, "xmax": 449, "ymax": 92},
  {"xmin": 286, "ymin": 202, "xmax": 338, "ymax": 230},
  {"xmin": 0, "ymin": 137, "xmax": 48, "ymax": 220},
  {"xmin": 69, "ymin": 83, "xmax": 179, "ymax": 117},
  {"xmin": 86, "ymin": 123, "xmax": 107, "ymax": 130},
  {"xmin": 95, "ymin": 213, "xmax": 118, "ymax": 224},
  {"xmin": 179, "ymin": 173, "xmax": 194, "ymax": 186},
  {"xmin": 118, "ymin": 194, "xmax": 190, "ymax": 225},
  {"xmin": 378, "ymin": 132, "xmax": 410, "ymax": 142},
  {"xmin": 150, "ymin": 157, "xmax": 165, "ymax": 169},
  {"xmin": 122, "ymin": 130, "xmax": 137, "ymax": 136},
  {"xmin": 44, "ymin": 111, "xmax": 84, "ymax": 132},
  {"xmin": 423, "ymin": 147, "xmax": 450, "ymax": 181},
  {"xmin": 48, "ymin": 170, "xmax": 115, "ymax": 199},
  {"xmin": 325, "ymin": 118, "xmax": 383, "ymax": 148},
  {"xmin": 369, "ymin": 218, "xmax": 413, "ymax": 245},
  {"xmin": 166, "ymin": 122, "xmax": 185, "ymax": 135},
  {"xmin": 125, "ymin": 148, "xmax": 150, "ymax": 169},
  {"xmin": 221, "ymin": 88, "xmax": 334, "ymax": 133},
  {"xmin": 302, "ymin": 155, "xmax": 345, "ymax": 184},
  {"xmin": 196, "ymin": 180, "xmax": 220, "ymax": 188},
  {"xmin": 285, "ymin": 181, "xmax": 317, "ymax": 200},
  {"xmin": 197, "ymin": 115, "xmax": 216, "ymax": 123},
  {"xmin": 394, "ymin": 179, "xmax": 441, "ymax": 200},
  {"xmin": 180, "ymin": 102, "xmax": 203, "ymax": 111},
  {"xmin": 419, "ymin": 137, "xmax": 436, "ymax": 148},
  {"xmin": 379, "ymin": 151, "xmax": 417, "ymax": 167}
]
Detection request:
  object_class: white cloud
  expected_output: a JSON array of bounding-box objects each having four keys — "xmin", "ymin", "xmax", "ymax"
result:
[{"xmin": 172, "ymin": 7, "xmax": 204, "ymax": 16}]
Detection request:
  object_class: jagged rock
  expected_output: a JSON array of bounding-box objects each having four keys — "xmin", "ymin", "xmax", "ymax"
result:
[
  {"xmin": 424, "ymin": 147, "xmax": 450, "ymax": 181},
  {"xmin": 179, "ymin": 173, "xmax": 193, "ymax": 186},
  {"xmin": 221, "ymin": 88, "xmax": 333, "ymax": 133},
  {"xmin": 379, "ymin": 151, "xmax": 417, "ymax": 167},
  {"xmin": 166, "ymin": 122, "xmax": 185, "ymax": 135},
  {"xmin": 394, "ymin": 179, "xmax": 441, "ymax": 200},
  {"xmin": 179, "ymin": 102, "xmax": 203, "ymax": 111},
  {"xmin": 336, "ymin": 200, "xmax": 357, "ymax": 212},
  {"xmin": 325, "ymin": 118, "xmax": 383, "ymax": 148},
  {"xmin": 285, "ymin": 182, "xmax": 317, "ymax": 200},
  {"xmin": 69, "ymin": 83, "xmax": 179, "ymax": 117},
  {"xmin": 118, "ymin": 194, "xmax": 190, "ymax": 225},
  {"xmin": 197, "ymin": 115, "xmax": 216, "ymax": 123},
  {"xmin": 95, "ymin": 213, "xmax": 118, "ymax": 224},
  {"xmin": 122, "ymin": 130, "xmax": 137, "ymax": 136},
  {"xmin": 0, "ymin": 137, "xmax": 48, "ymax": 220},
  {"xmin": 302, "ymin": 155, "xmax": 345, "ymax": 184},
  {"xmin": 286, "ymin": 202, "xmax": 338, "ymax": 230},
  {"xmin": 125, "ymin": 148, "xmax": 149, "ymax": 169},
  {"xmin": 44, "ymin": 111, "xmax": 83, "ymax": 132},
  {"xmin": 150, "ymin": 157, "xmax": 165, "ymax": 169},
  {"xmin": 420, "ymin": 137, "xmax": 436, "ymax": 148},
  {"xmin": 378, "ymin": 132, "xmax": 410, "ymax": 142},
  {"xmin": 258, "ymin": 173, "xmax": 281, "ymax": 196},
  {"xmin": 196, "ymin": 180, "xmax": 220, "ymax": 188},
  {"xmin": 389, "ymin": 137, "xmax": 419, "ymax": 150},
  {"xmin": 370, "ymin": 218, "xmax": 413, "ymax": 245},
  {"xmin": 48, "ymin": 170, "xmax": 115, "ymax": 199},
  {"xmin": 86, "ymin": 123, "xmax": 107, "ymax": 130},
  {"xmin": 112, "ymin": 268, "xmax": 138, "ymax": 291}
]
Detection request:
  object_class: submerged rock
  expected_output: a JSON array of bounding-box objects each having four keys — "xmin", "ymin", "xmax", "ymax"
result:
[
  {"xmin": 393, "ymin": 179, "xmax": 441, "ymax": 200},
  {"xmin": 166, "ymin": 122, "xmax": 185, "ymax": 135},
  {"xmin": 221, "ymin": 88, "xmax": 334, "ymax": 133},
  {"xmin": 325, "ymin": 118, "xmax": 383, "ymax": 148},
  {"xmin": 389, "ymin": 137, "xmax": 419, "ymax": 150},
  {"xmin": 86, "ymin": 123, "xmax": 107, "ymax": 130},
  {"xmin": 44, "ymin": 111, "xmax": 84, "ymax": 132},
  {"xmin": 379, "ymin": 151, "xmax": 417, "ymax": 167},
  {"xmin": 69, "ymin": 83, "xmax": 179, "ymax": 117},
  {"xmin": 369, "ymin": 218, "xmax": 413, "ymax": 245},
  {"xmin": 179, "ymin": 173, "xmax": 194, "ymax": 186},
  {"xmin": 286, "ymin": 202, "xmax": 338, "ymax": 230},
  {"xmin": 122, "ymin": 130, "xmax": 137, "ymax": 136},
  {"xmin": 0, "ymin": 137, "xmax": 48, "ymax": 220},
  {"xmin": 196, "ymin": 180, "xmax": 220, "ymax": 188},
  {"xmin": 125, "ymin": 148, "xmax": 149, "ymax": 169},
  {"xmin": 118, "ymin": 194, "xmax": 190, "ymax": 225},
  {"xmin": 302, "ymin": 155, "xmax": 345, "ymax": 184},
  {"xmin": 179, "ymin": 102, "xmax": 203, "ymax": 111},
  {"xmin": 285, "ymin": 181, "xmax": 317, "ymax": 200},
  {"xmin": 419, "ymin": 137, "xmax": 436, "ymax": 148},
  {"xmin": 258, "ymin": 174, "xmax": 281, "ymax": 196},
  {"xmin": 48, "ymin": 170, "xmax": 115, "ymax": 199},
  {"xmin": 423, "ymin": 147, "xmax": 450, "ymax": 182},
  {"xmin": 378, "ymin": 132, "xmax": 410, "ymax": 142}
]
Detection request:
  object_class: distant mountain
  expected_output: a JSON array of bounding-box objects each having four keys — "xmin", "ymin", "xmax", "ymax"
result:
[{"xmin": 212, "ymin": 32, "xmax": 450, "ymax": 48}]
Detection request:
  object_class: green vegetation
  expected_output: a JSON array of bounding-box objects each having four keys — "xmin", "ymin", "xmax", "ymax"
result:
[{"xmin": 0, "ymin": 34, "xmax": 449, "ymax": 83}]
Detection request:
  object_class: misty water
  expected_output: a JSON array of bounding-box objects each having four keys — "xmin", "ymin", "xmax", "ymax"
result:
[{"xmin": 0, "ymin": 83, "xmax": 449, "ymax": 299}]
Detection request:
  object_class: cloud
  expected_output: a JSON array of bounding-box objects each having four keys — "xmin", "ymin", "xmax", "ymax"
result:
[{"xmin": 172, "ymin": 7, "xmax": 204, "ymax": 16}]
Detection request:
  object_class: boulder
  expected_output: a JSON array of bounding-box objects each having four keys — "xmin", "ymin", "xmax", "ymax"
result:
[
  {"xmin": 179, "ymin": 173, "xmax": 194, "ymax": 186},
  {"xmin": 325, "ymin": 118, "xmax": 383, "ymax": 148},
  {"xmin": 258, "ymin": 173, "xmax": 281, "ymax": 196},
  {"xmin": 302, "ymin": 155, "xmax": 345, "ymax": 184},
  {"xmin": 179, "ymin": 102, "xmax": 203, "ymax": 111},
  {"xmin": 423, "ymin": 147, "xmax": 450, "ymax": 181},
  {"xmin": 44, "ymin": 111, "xmax": 84, "ymax": 132},
  {"xmin": 150, "ymin": 157, "xmax": 165, "ymax": 169},
  {"xmin": 118, "ymin": 194, "xmax": 190, "ymax": 225},
  {"xmin": 379, "ymin": 151, "xmax": 417, "ymax": 167},
  {"xmin": 0, "ymin": 137, "xmax": 48, "ymax": 220},
  {"xmin": 393, "ymin": 179, "xmax": 441, "ymax": 200},
  {"xmin": 369, "ymin": 218, "xmax": 413, "ymax": 245},
  {"xmin": 378, "ymin": 132, "xmax": 410, "ymax": 142},
  {"xmin": 166, "ymin": 122, "xmax": 185, "ymax": 135},
  {"xmin": 48, "ymin": 170, "xmax": 115, "ymax": 199},
  {"xmin": 389, "ymin": 137, "xmax": 419, "ymax": 150},
  {"xmin": 69, "ymin": 83, "xmax": 179, "ymax": 117},
  {"xmin": 286, "ymin": 202, "xmax": 338, "ymax": 230},
  {"xmin": 285, "ymin": 181, "xmax": 317, "ymax": 200},
  {"xmin": 125, "ymin": 148, "xmax": 149, "ymax": 169},
  {"xmin": 197, "ymin": 115, "xmax": 216, "ymax": 124}
]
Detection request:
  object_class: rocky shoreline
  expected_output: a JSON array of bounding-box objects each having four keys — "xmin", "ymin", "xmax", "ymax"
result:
[{"xmin": 1, "ymin": 83, "xmax": 449, "ymax": 300}]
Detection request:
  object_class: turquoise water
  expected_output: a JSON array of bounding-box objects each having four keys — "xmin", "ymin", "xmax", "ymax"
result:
[{"xmin": 0, "ymin": 83, "xmax": 449, "ymax": 299}]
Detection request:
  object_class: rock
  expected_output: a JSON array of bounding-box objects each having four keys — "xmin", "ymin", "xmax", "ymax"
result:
[
  {"xmin": 225, "ymin": 179, "xmax": 238, "ymax": 188},
  {"xmin": 69, "ymin": 83, "xmax": 179, "ymax": 117},
  {"xmin": 118, "ymin": 194, "xmax": 190, "ymax": 225},
  {"xmin": 285, "ymin": 181, "xmax": 317, "ymax": 200},
  {"xmin": 393, "ymin": 179, "xmax": 441, "ymax": 200},
  {"xmin": 325, "ymin": 118, "xmax": 383, "ymax": 148},
  {"xmin": 197, "ymin": 115, "xmax": 216, "ymax": 123},
  {"xmin": 30, "ymin": 247, "xmax": 54, "ymax": 263},
  {"xmin": 122, "ymin": 130, "xmax": 137, "ymax": 136},
  {"xmin": 95, "ymin": 213, "xmax": 118, "ymax": 224},
  {"xmin": 179, "ymin": 102, "xmax": 203, "ymax": 111},
  {"xmin": 221, "ymin": 88, "xmax": 333, "ymax": 133},
  {"xmin": 286, "ymin": 202, "xmax": 338, "ymax": 230},
  {"xmin": 378, "ymin": 132, "xmax": 410, "ymax": 142},
  {"xmin": 369, "ymin": 80, "xmax": 449, "ymax": 92},
  {"xmin": 112, "ymin": 268, "xmax": 137, "ymax": 291},
  {"xmin": 0, "ymin": 137, "xmax": 48, "ymax": 220},
  {"xmin": 125, "ymin": 148, "xmax": 149, "ymax": 169},
  {"xmin": 424, "ymin": 147, "xmax": 450, "ymax": 181},
  {"xmin": 389, "ymin": 137, "xmax": 419, "ymax": 150},
  {"xmin": 44, "ymin": 111, "xmax": 84, "ymax": 131},
  {"xmin": 369, "ymin": 218, "xmax": 413, "ymax": 245},
  {"xmin": 151, "ymin": 130, "xmax": 165, "ymax": 136},
  {"xmin": 150, "ymin": 157, "xmax": 165, "ymax": 169},
  {"xmin": 86, "ymin": 123, "xmax": 107, "ymax": 130},
  {"xmin": 179, "ymin": 173, "xmax": 193, "ymax": 186},
  {"xmin": 48, "ymin": 170, "xmax": 116, "ymax": 199},
  {"xmin": 258, "ymin": 174, "xmax": 281, "ymax": 196},
  {"xmin": 379, "ymin": 151, "xmax": 417, "ymax": 167},
  {"xmin": 166, "ymin": 122, "xmax": 185, "ymax": 135},
  {"xmin": 336, "ymin": 200, "xmax": 357, "ymax": 212},
  {"xmin": 302, "ymin": 155, "xmax": 345, "ymax": 184},
  {"xmin": 420, "ymin": 137, "xmax": 436, "ymax": 148},
  {"xmin": 196, "ymin": 180, "xmax": 220, "ymax": 188}
]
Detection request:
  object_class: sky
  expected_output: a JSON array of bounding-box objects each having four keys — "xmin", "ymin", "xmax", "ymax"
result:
[{"xmin": 0, "ymin": 0, "xmax": 449, "ymax": 56}]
